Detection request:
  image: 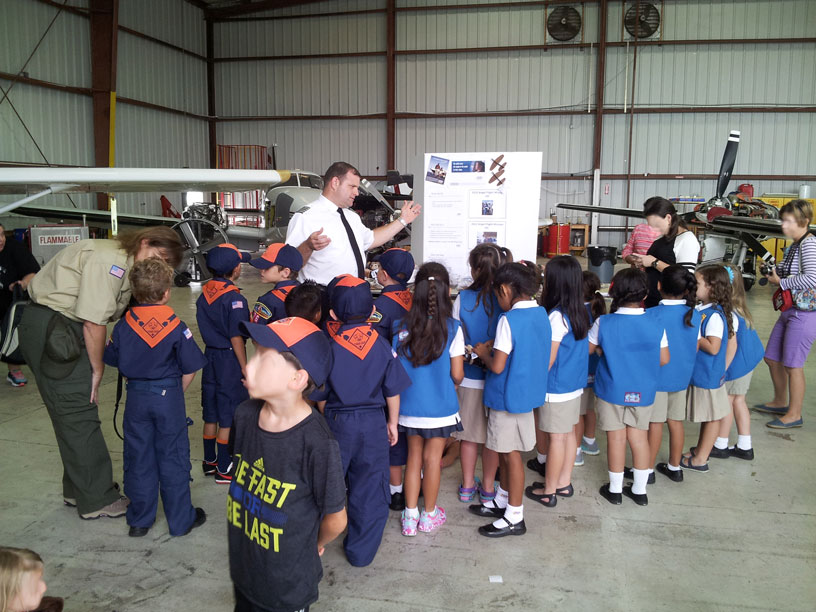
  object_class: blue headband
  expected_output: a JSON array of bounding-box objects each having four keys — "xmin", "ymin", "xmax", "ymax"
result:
[{"xmin": 725, "ymin": 266, "xmax": 734, "ymax": 283}]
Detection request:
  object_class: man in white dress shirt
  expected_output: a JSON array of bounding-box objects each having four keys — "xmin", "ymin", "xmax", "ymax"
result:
[{"xmin": 285, "ymin": 162, "xmax": 421, "ymax": 285}]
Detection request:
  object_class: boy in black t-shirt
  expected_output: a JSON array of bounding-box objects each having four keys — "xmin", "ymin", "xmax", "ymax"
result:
[{"xmin": 229, "ymin": 317, "xmax": 346, "ymax": 612}]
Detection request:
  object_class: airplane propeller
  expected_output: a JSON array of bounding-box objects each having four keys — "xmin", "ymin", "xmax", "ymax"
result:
[{"xmin": 716, "ymin": 130, "xmax": 740, "ymax": 199}]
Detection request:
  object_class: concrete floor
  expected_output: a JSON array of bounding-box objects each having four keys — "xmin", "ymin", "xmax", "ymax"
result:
[{"xmin": 2, "ymin": 260, "xmax": 815, "ymax": 612}]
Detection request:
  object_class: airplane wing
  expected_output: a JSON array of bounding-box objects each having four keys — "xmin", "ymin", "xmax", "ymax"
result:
[
  {"xmin": 9, "ymin": 202, "xmax": 174, "ymax": 227},
  {"xmin": 556, "ymin": 203, "xmax": 645, "ymax": 219},
  {"xmin": 0, "ymin": 167, "xmax": 287, "ymax": 195}
]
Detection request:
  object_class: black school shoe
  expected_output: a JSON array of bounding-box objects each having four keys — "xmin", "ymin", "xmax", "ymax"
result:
[
  {"xmin": 622, "ymin": 485, "xmax": 648, "ymax": 506},
  {"xmin": 599, "ymin": 484, "xmax": 622, "ymax": 505},
  {"xmin": 128, "ymin": 526, "xmax": 150, "ymax": 537},
  {"xmin": 623, "ymin": 467, "xmax": 655, "ymax": 485},
  {"xmin": 389, "ymin": 491, "xmax": 406, "ymax": 512},
  {"xmin": 182, "ymin": 507, "xmax": 207, "ymax": 536},
  {"xmin": 695, "ymin": 446, "xmax": 730, "ymax": 459},
  {"xmin": 526, "ymin": 457, "xmax": 546, "ymax": 477},
  {"xmin": 468, "ymin": 503, "xmax": 505, "ymax": 518},
  {"xmin": 728, "ymin": 446, "xmax": 755, "ymax": 460},
  {"xmin": 202, "ymin": 460, "xmax": 217, "ymax": 476},
  {"xmin": 478, "ymin": 517, "xmax": 526, "ymax": 538},
  {"xmin": 656, "ymin": 462, "xmax": 684, "ymax": 482}
]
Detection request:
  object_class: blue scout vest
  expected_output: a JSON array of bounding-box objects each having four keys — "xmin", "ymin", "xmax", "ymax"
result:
[
  {"xmin": 393, "ymin": 317, "xmax": 460, "ymax": 418},
  {"xmin": 585, "ymin": 303, "xmax": 600, "ymax": 388},
  {"xmin": 548, "ymin": 309, "xmax": 589, "ymax": 395},
  {"xmin": 594, "ymin": 310, "xmax": 663, "ymax": 406},
  {"xmin": 654, "ymin": 303, "xmax": 701, "ymax": 392},
  {"xmin": 483, "ymin": 305, "xmax": 551, "ymax": 414},
  {"xmin": 374, "ymin": 285, "xmax": 412, "ymax": 343},
  {"xmin": 726, "ymin": 313, "xmax": 765, "ymax": 381},
  {"xmin": 458, "ymin": 289, "xmax": 500, "ymax": 381},
  {"xmin": 690, "ymin": 304, "xmax": 729, "ymax": 389},
  {"xmin": 251, "ymin": 280, "xmax": 299, "ymax": 324}
]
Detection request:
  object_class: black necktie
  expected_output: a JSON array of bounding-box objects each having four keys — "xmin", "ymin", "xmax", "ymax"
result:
[{"xmin": 337, "ymin": 207, "xmax": 365, "ymax": 279}]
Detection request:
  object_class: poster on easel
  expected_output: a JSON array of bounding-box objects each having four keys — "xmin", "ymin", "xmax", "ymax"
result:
[{"xmin": 412, "ymin": 152, "xmax": 543, "ymax": 287}]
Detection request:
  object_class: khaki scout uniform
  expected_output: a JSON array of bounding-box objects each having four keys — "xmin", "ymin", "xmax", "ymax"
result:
[{"xmin": 19, "ymin": 239, "xmax": 132, "ymax": 514}]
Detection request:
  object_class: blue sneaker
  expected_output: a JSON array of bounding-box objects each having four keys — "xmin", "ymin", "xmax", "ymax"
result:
[
  {"xmin": 7, "ymin": 370, "xmax": 27, "ymax": 387},
  {"xmin": 581, "ymin": 439, "xmax": 600, "ymax": 455}
]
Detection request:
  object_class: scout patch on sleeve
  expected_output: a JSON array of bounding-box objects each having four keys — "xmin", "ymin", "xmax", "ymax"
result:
[
  {"xmin": 624, "ymin": 391, "xmax": 641, "ymax": 404},
  {"xmin": 184, "ymin": 328, "xmax": 193, "ymax": 340},
  {"xmin": 232, "ymin": 300, "xmax": 244, "ymax": 310},
  {"xmin": 251, "ymin": 302, "xmax": 273, "ymax": 323},
  {"xmin": 367, "ymin": 309, "xmax": 384, "ymax": 324},
  {"xmin": 109, "ymin": 265, "xmax": 125, "ymax": 278}
]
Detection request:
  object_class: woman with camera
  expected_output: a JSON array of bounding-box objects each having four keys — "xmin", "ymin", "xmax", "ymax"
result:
[{"xmin": 756, "ymin": 199, "xmax": 816, "ymax": 429}]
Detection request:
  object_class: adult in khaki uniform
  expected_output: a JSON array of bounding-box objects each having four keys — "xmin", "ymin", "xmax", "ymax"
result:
[{"xmin": 18, "ymin": 226, "xmax": 183, "ymax": 519}]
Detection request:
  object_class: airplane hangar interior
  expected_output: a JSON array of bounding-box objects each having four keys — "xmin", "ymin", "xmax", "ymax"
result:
[{"xmin": 1, "ymin": 1, "xmax": 814, "ymax": 611}]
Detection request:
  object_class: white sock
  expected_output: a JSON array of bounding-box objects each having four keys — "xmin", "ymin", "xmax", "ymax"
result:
[
  {"xmin": 424, "ymin": 506, "xmax": 437, "ymax": 516},
  {"xmin": 494, "ymin": 485, "xmax": 509, "ymax": 508},
  {"xmin": 576, "ymin": 448, "xmax": 583, "ymax": 457},
  {"xmin": 714, "ymin": 437, "xmax": 729, "ymax": 450},
  {"xmin": 737, "ymin": 435, "xmax": 752, "ymax": 450},
  {"xmin": 609, "ymin": 471, "xmax": 624, "ymax": 494},
  {"xmin": 404, "ymin": 506, "xmax": 419, "ymax": 518},
  {"xmin": 389, "ymin": 483, "xmax": 403, "ymax": 495},
  {"xmin": 667, "ymin": 463, "xmax": 681, "ymax": 471},
  {"xmin": 648, "ymin": 468, "xmax": 654, "ymax": 474},
  {"xmin": 537, "ymin": 453, "xmax": 547, "ymax": 464},
  {"xmin": 496, "ymin": 503, "xmax": 523, "ymax": 527},
  {"xmin": 583, "ymin": 436, "xmax": 595, "ymax": 445},
  {"xmin": 632, "ymin": 469, "xmax": 649, "ymax": 495}
]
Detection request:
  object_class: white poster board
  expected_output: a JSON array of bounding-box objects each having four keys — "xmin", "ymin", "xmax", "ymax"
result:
[{"xmin": 412, "ymin": 152, "xmax": 543, "ymax": 287}]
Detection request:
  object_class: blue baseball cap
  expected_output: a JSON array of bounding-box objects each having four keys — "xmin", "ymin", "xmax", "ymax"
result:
[
  {"xmin": 250, "ymin": 243, "xmax": 303, "ymax": 272},
  {"xmin": 327, "ymin": 274, "xmax": 373, "ymax": 322},
  {"xmin": 239, "ymin": 317, "xmax": 332, "ymax": 387},
  {"xmin": 206, "ymin": 243, "xmax": 251, "ymax": 275},
  {"xmin": 378, "ymin": 248, "xmax": 415, "ymax": 286}
]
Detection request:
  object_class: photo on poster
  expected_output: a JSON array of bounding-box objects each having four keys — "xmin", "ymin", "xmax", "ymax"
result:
[
  {"xmin": 426, "ymin": 156, "xmax": 450, "ymax": 185},
  {"xmin": 469, "ymin": 222, "xmax": 506, "ymax": 249},
  {"xmin": 468, "ymin": 190, "xmax": 506, "ymax": 219},
  {"xmin": 451, "ymin": 160, "xmax": 486, "ymax": 174}
]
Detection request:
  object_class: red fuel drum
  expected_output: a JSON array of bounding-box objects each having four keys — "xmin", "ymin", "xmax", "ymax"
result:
[{"xmin": 547, "ymin": 223, "xmax": 570, "ymax": 257}]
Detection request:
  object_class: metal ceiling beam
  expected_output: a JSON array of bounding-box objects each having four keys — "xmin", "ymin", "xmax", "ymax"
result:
[
  {"xmin": 206, "ymin": 0, "xmax": 328, "ymax": 19},
  {"xmin": 89, "ymin": 0, "xmax": 118, "ymax": 210}
]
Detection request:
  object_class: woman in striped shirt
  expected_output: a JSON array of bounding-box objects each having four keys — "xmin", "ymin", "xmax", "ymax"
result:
[{"xmin": 756, "ymin": 199, "xmax": 816, "ymax": 429}]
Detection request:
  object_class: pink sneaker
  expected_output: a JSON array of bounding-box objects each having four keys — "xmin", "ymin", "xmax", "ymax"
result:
[
  {"xmin": 401, "ymin": 510, "xmax": 418, "ymax": 536},
  {"xmin": 418, "ymin": 506, "xmax": 446, "ymax": 532}
]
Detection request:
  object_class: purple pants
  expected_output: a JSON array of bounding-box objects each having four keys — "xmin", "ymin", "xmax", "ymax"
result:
[{"xmin": 765, "ymin": 308, "xmax": 816, "ymax": 368}]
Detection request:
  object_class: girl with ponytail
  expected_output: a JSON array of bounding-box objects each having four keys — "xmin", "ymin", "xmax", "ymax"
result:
[
  {"xmin": 648, "ymin": 266, "xmax": 701, "ymax": 483},
  {"xmin": 393, "ymin": 262, "xmax": 465, "ymax": 536}
]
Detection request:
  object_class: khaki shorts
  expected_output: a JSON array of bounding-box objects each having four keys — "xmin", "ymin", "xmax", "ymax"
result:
[
  {"xmin": 725, "ymin": 371, "xmax": 753, "ymax": 396},
  {"xmin": 650, "ymin": 390, "xmax": 687, "ymax": 423},
  {"xmin": 537, "ymin": 395, "xmax": 582, "ymax": 434},
  {"xmin": 596, "ymin": 398, "xmax": 654, "ymax": 431},
  {"xmin": 686, "ymin": 385, "xmax": 730, "ymax": 423},
  {"xmin": 580, "ymin": 388, "xmax": 595, "ymax": 416},
  {"xmin": 486, "ymin": 409, "xmax": 536, "ymax": 453},
  {"xmin": 452, "ymin": 386, "xmax": 488, "ymax": 444}
]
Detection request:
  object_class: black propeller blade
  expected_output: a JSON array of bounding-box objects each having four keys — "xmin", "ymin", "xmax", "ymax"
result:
[{"xmin": 716, "ymin": 130, "xmax": 740, "ymax": 198}]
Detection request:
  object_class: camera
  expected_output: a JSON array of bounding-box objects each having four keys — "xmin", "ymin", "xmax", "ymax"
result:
[
  {"xmin": 760, "ymin": 263, "xmax": 774, "ymax": 276},
  {"xmin": 464, "ymin": 345, "xmax": 487, "ymax": 370}
]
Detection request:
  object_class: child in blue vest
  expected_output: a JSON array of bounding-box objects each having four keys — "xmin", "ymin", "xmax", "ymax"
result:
[
  {"xmin": 648, "ymin": 265, "xmax": 701, "ymax": 483},
  {"xmin": 681, "ymin": 264, "xmax": 737, "ymax": 472},
  {"xmin": 249, "ymin": 243, "xmax": 303, "ymax": 324},
  {"xmin": 525, "ymin": 256, "xmax": 589, "ymax": 508},
  {"xmin": 371, "ymin": 248, "xmax": 415, "ymax": 511},
  {"xmin": 715, "ymin": 264, "xmax": 764, "ymax": 460},
  {"xmin": 103, "ymin": 258, "xmax": 207, "ymax": 537},
  {"xmin": 576, "ymin": 270, "xmax": 606, "ymax": 460},
  {"xmin": 454, "ymin": 244, "xmax": 503, "ymax": 505},
  {"xmin": 319, "ymin": 274, "xmax": 412, "ymax": 566},
  {"xmin": 392, "ymin": 262, "xmax": 464, "ymax": 536},
  {"xmin": 590, "ymin": 268, "xmax": 669, "ymax": 507},
  {"xmin": 196, "ymin": 243, "xmax": 251, "ymax": 483},
  {"xmin": 471, "ymin": 262, "xmax": 551, "ymax": 537}
]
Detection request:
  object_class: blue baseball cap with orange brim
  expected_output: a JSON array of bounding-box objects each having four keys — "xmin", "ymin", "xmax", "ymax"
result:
[
  {"xmin": 206, "ymin": 243, "xmax": 251, "ymax": 275},
  {"xmin": 327, "ymin": 274, "xmax": 374, "ymax": 322}
]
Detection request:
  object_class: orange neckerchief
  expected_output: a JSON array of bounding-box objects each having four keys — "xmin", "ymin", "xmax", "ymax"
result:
[
  {"xmin": 325, "ymin": 320, "xmax": 341, "ymax": 339},
  {"xmin": 382, "ymin": 289, "xmax": 412, "ymax": 311},
  {"xmin": 202, "ymin": 279, "xmax": 240, "ymax": 305},
  {"xmin": 332, "ymin": 323, "xmax": 379, "ymax": 360},
  {"xmin": 125, "ymin": 305, "xmax": 181, "ymax": 348}
]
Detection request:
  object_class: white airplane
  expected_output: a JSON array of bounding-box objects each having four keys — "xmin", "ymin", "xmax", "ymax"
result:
[{"xmin": 0, "ymin": 166, "xmax": 293, "ymax": 284}]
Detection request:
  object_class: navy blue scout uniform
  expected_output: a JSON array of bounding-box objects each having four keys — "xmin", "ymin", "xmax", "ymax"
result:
[
  {"xmin": 691, "ymin": 305, "xmax": 728, "ymax": 389},
  {"xmin": 372, "ymin": 248, "xmax": 415, "ymax": 343},
  {"xmin": 654, "ymin": 302, "xmax": 701, "ymax": 392},
  {"xmin": 484, "ymin": 304, "xmax": 551, "ymax": 413},
  {"xmin": 726, "ymin": 313, "xmax": 764, "ymax": 382},
  {"xmin": 103, "ymin": 304, "xmax": 207, "ymax": 535},
  {"xmin": 249, "ymin": 243, "xmax": 303, "ymax": 324},
  {"xmin": 324, "ymin": 274, "xmax": 412, "ymax": 567},
  {"xmin": 197, "ymin": 244, "xmax": 251, "ymax": 475},
  {"xmin": 548, "ymin": 310, "xmax": 589, "ymax": 395},
  {"xmin": 594, "ymin": 309, "xmax": 664, "ymax": 406}
]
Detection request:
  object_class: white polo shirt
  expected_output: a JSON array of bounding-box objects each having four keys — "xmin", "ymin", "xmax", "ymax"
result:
[{"xmin": 285, "ymin": 194, "xmax": 375, "ymax": 284}]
